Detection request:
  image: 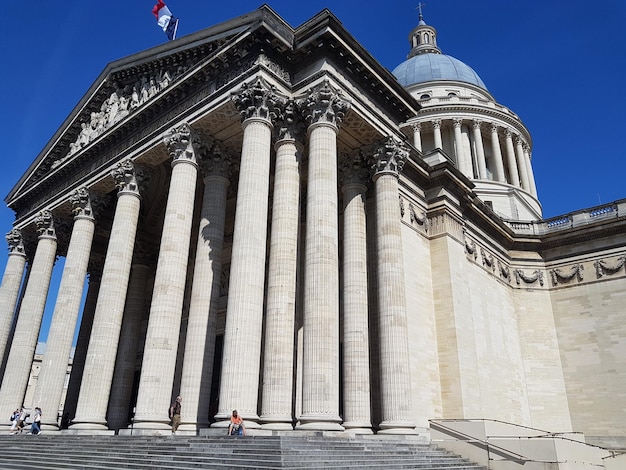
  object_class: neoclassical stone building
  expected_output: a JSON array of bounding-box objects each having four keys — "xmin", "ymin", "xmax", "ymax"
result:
[{"xmin": 0, "ymin": 5, "xmax": 624, "ymax": 448}]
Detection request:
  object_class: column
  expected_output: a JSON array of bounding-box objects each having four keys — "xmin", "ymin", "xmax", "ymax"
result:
[
  {"xmin": 178, "ymin": 139, "xmax": 231, "ymax": 432},
  {"xmin": 62, "ymin": 260, "xmax": 102, "ymax": 426},
  {"xmin": 524, "ymin": 144, "xmax": 538, "ymax": 197},
  {"xmin": 472, "ymin": 120, "xmax": 487, "ymax": 179},
  {"xmin": 0, "ymin": 229, "xmax": 27, "ymax": 361},
  {"xmin": 215, "ymin": 77, "xmax": 279, "ymax": 428},
  {"xmin": 339, "ymin": 150, "xmax": 372, "ymax": 434},
  {"xmin": 297, "ymin": 80, "xmax": 350, "ymax": 431},
  {"xmin": 34, "ymin": 188, "xmax": 96, "ymax": 431},
  {"xmin": 504, "ymin": 130, "xmax": 520, "ymax": 187},
  {"xmin": 106, "ymin": 260, "xmax": 150, "ymax": 430},
  {"xmin": 0, "ymin": 210, "xmax": 57, "ymax": 424},
  {"xmin": 71, "ymin": 158, "xmax": 142, "ymax": 431},
  {"xmin": 260, "ymin": 107, "xmax": 302, "ymax": 430},
  {"xmin": 133, "ymin": 123, "xmax": 200, "ymax": 431},
  {"xmin": 452, "ymin": 119, "xmax": 471, "ymax": 177},
  {"xmin": 432, "ymin": 119, "xmax": 443, "ymax": 150},
  {"xmin": 489, "ymin": 124, "xmax": 506, "ymax": 182},
  {"xmin": 515, "ymin": 137, "xmax": 530, "ymax": 192},
  {"xmin": 372, "ymin": 137, "xmax": 415, "ymax": 434},
  {"xmin": 411, "ymin": 123, "xmax": 422, "ymax": 152}
]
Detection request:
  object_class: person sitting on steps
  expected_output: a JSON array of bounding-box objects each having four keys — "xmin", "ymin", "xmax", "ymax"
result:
[{"xmin": 228, "ymin": 410, "xmax": 246, "ymax": 436}]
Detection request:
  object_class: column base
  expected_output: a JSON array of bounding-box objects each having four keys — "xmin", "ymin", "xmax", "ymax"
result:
[
  {"xmin": 342, "ymin": 423, "xmax": 374, "ymax": 435},
  {"xmin": 69, "ymin": 420, "xmax": 109, "ymax": 431},
  {"xmin": 260, "ymin": 422, "xmax": 294, "ymax": 431},
  {"xmin": 378, "ymin": 420, "xmax": 417, "ymax": 435},
  {"xmin": 297, "ymin": 414, "xmax": 344, "ymax": 432}
]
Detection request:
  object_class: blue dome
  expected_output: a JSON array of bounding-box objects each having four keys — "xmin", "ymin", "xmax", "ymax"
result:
[{"xmin": 392, "ymin": 53, "xmax": 487, "ymax": 90}]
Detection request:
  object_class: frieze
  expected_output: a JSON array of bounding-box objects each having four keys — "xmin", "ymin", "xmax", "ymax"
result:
[
  {"xmin": 594, "ymin": 255, "xmax": 626, "ymax": 278},
  {"xmin": 481, "ymin": 248, "xmax": 495, "ymax": 272},
  {"xmin": 463, "ymin": 233, "xmax": 478, "ymax": 260},
  {"xmin": 498, "ymin": 260, "xmax": 511, "ymax": 283},
  {"xmin": 409, "ymin": 203, "xmax": 429, "ymax": 232},
  {"xmin": 550, "ymin": 264, "xmax": 584, "ymax": 286},
  {"xmin": 514, "ymin": 269, "xmax": 544, "ymax": 287}
]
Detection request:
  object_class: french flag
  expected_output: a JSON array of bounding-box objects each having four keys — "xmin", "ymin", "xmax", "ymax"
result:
[{"xmin": 152, "ymin": 0, "xmax": 179, "ymax": 41}]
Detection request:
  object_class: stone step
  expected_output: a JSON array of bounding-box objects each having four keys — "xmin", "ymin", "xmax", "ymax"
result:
[{"xmin": 0, "ymin": 435, "xmax": 486, "ymax": 470}]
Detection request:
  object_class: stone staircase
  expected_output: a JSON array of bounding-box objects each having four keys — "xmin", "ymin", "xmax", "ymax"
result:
[{"xmin": 0, "ymin": 434, "xmax": 486, "ymax": 469}]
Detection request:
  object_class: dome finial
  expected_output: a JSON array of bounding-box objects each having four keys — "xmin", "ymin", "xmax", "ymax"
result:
[
  {"xmin": 416, "ymin": 2, "xmax": 427, "ymax": 25},
  {"xmin": 407, "ymin": 4, "xmax": 441, "ymax": 58}
]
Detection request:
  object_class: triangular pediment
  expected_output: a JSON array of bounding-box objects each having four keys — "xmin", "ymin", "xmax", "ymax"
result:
[
  {"xmin": 7, "ymin": 4, "xmax": 419, "ymax": 225},
  {"xmin": 7, "ymin": 5, "xmax": 294, "ymax": 213}
]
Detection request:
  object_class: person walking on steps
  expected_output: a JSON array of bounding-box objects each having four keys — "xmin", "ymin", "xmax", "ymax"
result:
[{"xmin": 169, "ymin": 396, "xmax": 182, "ymax": 434}]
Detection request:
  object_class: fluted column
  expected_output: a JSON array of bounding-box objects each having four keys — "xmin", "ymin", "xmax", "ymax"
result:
[
  {"xmin": 260, "ymin": 106, "xmax": 302, "ymax": 430},
  {"xmin": 71, "ymin": 159, "xmax": 142, "ymax": 430},
  {"xmin": 0, "ymin": 229, "xmax": 27, "ymax": 361},
  {"xmin": 178, "ymin": 139, "xmax": 231, "ymax": 432},
  {"xmin": 62, "ymin": 261, "xmax": 102, "ymax": 426},
  {"xmin": 472, "ymin": 120, "xmax": 487, "ymax": 179},
  {"xmin": 339, "ymin": 150, "xmax": 372, "ymax": 434},
  {"xmin": 133, "ymin": 123, "xmax": 199, "ymax": 431},
  {"xmin": 432, "ymin": 119, "xmax": 443, "ymax": 150},
  {"xmin": 489, "ymin": 124, "xmax": 506, "ymax": 182},
  {"xmin": 524, "ymin": 144, "xmax": 538, "ymax": 197},
  {"xmin": 215, "ymin": 77, "xmax": 279, "ymax": 428},
  {"xmin": 35, "ymin": 189, "xmax": 96, "ymax": 431},
  {"xmin": 372, "ymin": 138, "xmax": 415, "ymax": 434},
  {"xmin": 504, "ymin": 130, "xmax": 520, "ymax": 187},
  {"xmin": 0, "ymin": 210, "xmax": 57, "ymax": 425},
  {"xmin": 411, "ymin": 123, "xmax": 422, "ymax": 152},
  {"xmin": 515, "ymin": 137, "xmax": 530, "ymax": 192},
  {"xmin": 106, "ymin": 261, "xmax": 150, "ymax": 430},
  {"xmin": 452, "ymin": 119, "xmax": 471, "ymax": 177},
  {"xmin": 297, "ymin": 80, "xmax": 350, "ymax": 431}
]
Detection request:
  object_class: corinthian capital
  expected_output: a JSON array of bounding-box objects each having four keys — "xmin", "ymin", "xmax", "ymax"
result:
[
  {"xmin": 198, "ymin": 139, "xmax": 234, "ymax": 179},
  {"xmin": 297, "ymin": 80, "xmax": 351, "ymax": 128},
  {"xmin": 339, "ymin": 148, "xmax": 371, "ymax": 187},
  {"xmin": 231, "ymin": 77, "xmax": 283, "ymax": 123},
  {"xmin": 35, "ymin": 210, "xmax": 56, "ymax": 238},
  {"xmin": 275, "ymin": 99, "xmax": 305, "ymax": 142},
  {"xmin": 5, "ymin": 229, "xmax": 25, "ymax": 255},
  {"xmin": 165, "ymin": 122, "xmax": 197, "ymax": 164},
  {"xmin": 111, "ymin": 158, "xmax": 139, "ymax": 194},
  {"xmin": 371, "ymin": 137, "xmax": 408, "ymax": 177},
  {"xmin": 69, "ymin": 187, "xmax": 95, "ymax": 219}
]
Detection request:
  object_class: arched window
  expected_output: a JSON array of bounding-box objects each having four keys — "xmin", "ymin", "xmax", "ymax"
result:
[{"xmin": 420, "ymin": 94, "xmax": 431, "ymax": 100}]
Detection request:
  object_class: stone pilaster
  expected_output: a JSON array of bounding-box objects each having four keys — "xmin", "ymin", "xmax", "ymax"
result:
[
  {"xmin": 0, "ymin": 210, "xmax": 57, "ymax": 426},
  {"xmin": 106, "ymin": 257, "xmax": 151, "ymax": 431},
  {"xmin": 432, "ymin": 119, "xmax": 443, "ymax": 150},
  {"xmin": 524, "ymin": 143, "xmax": 538, "ymax": 197},
  {"xmin": 71, "ymin": 159, "xmax": 142, "ymax": 431},
  {"xmin": 297, "ymin": 80, "xmax": 350, "ymax": 431},
  {"xmin": 504, "ymin": 130, "xmax": 520, "ymax": 187},
  {"xmin": 472, "ymin": 121, "xmax": 487, "ymax": 179},
  {"xmin": 411, "ymin": 122, "xmax": 422, "ymax": 152},
  {"xmin": 260, "ymin": 102, "xmax": 302, "ymax": 430},
  {"xmin": 178, "ymin": 138, "xmax": 232, "ymax": 432},
  {"xmin": 515, "ymin": 137, "xmax": 530, "ymax": 192},
  {"xmin": 490, "ymin": 124, "xmax": 506, "ymax": 182},
  {"xmin": 35, "ymin": 188, "xmax": 96, "ymax": 431},
  {"xmin": 0, "ymin": 229, "xmax": 27, "ymax": 362},
  {"xmin": 62, "ymin": 260, "xmax": 102, "ymax": 425},
  {"xmin": 339, "ymin": 149, "xmax": 372, "ymax": 434},
  {"xmin": 371, "ymin": 137, "xmax": 415, "ymax": 434},
  {"xmin": 216, "ymin": 77, "xmax": 280, "ymax": 427},
  {"xmin": 133, "ymin": 123, "xmax": 200, "ymax": 431}
]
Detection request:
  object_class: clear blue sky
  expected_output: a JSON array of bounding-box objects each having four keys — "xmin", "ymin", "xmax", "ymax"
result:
[{"xmin": 1, "ymin": 1, "xmax": 625, "ymax": 343}]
